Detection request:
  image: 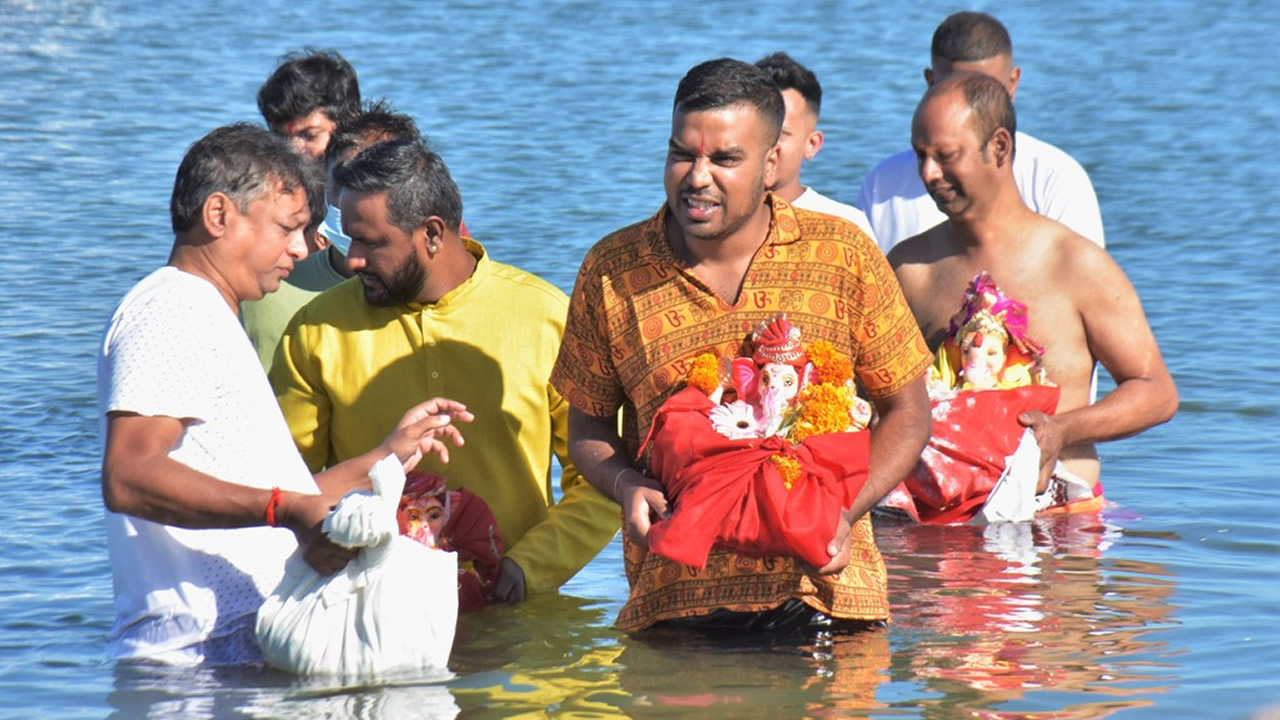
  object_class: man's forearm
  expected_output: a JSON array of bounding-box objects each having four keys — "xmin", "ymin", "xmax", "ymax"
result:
[
  {"xmin": 104, "ymin": 453, "xmax": 275, "ymax": 529},
  {"xmin": 567, "ymin": 407, "xmax": 633, "ymax": 503},
  {"xmin": 1057, "ymin": 374, "xmax": 1178, "ymax": 447},
  {"xmin": 846, "ymin": 374, "xmax": 931, "ymax": 520},
  {"xmin": 313, "ymin": 445, "xmax": 386, "ymax": 496},
  {"xmin": 503, "ymin": 479, "xmax": 620, "ymax": 592}
]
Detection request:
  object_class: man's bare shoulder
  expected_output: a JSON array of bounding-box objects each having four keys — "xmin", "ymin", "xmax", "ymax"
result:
[
  {"xmin": 1040, "ymin": 220, "xmax": 1124, "ymax": 289},
  {"xmin": 886, "ymin": 223, "xmax": 958, "ymax": 270}
]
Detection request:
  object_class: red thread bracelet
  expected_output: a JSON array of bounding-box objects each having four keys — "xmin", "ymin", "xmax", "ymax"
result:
[{"xmin": 265, "ymin": 486, "xmax": 282, "ymax": 527}]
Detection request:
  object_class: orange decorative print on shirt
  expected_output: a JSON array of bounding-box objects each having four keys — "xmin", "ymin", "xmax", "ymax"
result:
[{"xmin": 551, "ymin": 194, "xmax": 931, "ymax": 631}]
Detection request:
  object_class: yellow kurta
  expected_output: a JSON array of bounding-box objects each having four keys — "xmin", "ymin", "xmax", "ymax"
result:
[{"xmin": 272, "ymin": 239, "xmax": 619, "ymax": 592}]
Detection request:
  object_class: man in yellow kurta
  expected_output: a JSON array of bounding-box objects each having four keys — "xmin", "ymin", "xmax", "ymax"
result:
[{"xmin": 272, "ymin": 137, "xmax": 619, "ymax": 602}]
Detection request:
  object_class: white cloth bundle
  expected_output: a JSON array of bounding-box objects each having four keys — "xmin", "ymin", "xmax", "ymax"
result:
[
  {"xmin": 256, "ymin": 454, "xmax": 458, "ymax": 677},
  {"xmin": 975, "ymin": 428, "xmax": 1042, "ymax": 524},
  {"xmin": 975, "ymin": 428, "xmax": 1094, "ymax": 524}
]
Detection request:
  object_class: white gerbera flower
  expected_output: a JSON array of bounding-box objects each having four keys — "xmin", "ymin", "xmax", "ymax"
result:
[{"xmin": 709, "ymin": 401, "xmax": 762, "ymax": 440}]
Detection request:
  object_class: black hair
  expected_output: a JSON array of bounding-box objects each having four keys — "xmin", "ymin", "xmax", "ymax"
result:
[
  {"xmin": 170, "ymin": 123, "xmax": 319, "ymax": 234},
  {"xmin": 673, "ymin": 58, "xmax": 785, "ymax": 145},
  {"xmin": 333, "ymin": 137, "xmax": 463, "ymax": 233},
  {"xmin": 323, "ymin": 99, "xmax": 421, "ymax": 177},
  {"xmin": 257, "ymin": 48, "xmax": 361, "ymax": 132},
  {"xmin": 931, "ymin": 12, "xmax": 1013, "ymax": 64},
  {"xmin": 755, "ymin": 52, "xmax": 822, "ymax": 116}
]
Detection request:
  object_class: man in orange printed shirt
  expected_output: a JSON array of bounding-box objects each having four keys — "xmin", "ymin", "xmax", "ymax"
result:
[{"xmin": 551, "ymin": 58, "xmax": 932, "ymax": 632}]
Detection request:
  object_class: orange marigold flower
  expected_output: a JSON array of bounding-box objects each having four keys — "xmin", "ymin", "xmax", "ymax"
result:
[
  {"xmin": 791, "ymin": 382, "xmax": 855, "ymax": 442},
  {"xmin": 686, "ymin": 352, "xmax": 722, "ymax": 395},
  {"xmin": 771, "ymin": 455, "xmax": 802, "ymax": 490},
  {"xmin": 807, "ymin": 340, "xmax": 853, "ymax": 386}
]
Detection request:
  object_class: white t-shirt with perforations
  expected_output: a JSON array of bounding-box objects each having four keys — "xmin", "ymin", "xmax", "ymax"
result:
[{"xmin": 98, "ymin": 266, "xmax": 318, "ymax": 664}]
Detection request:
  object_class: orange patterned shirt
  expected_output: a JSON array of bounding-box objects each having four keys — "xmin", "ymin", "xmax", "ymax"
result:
[{"xmin": 551, "ymin": 195, "xmax": 931, "ymax": 631}]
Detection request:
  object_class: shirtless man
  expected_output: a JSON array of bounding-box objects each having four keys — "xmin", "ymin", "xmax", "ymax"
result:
[
  {"xmin": 888, "ymin": 72, "xmax": 1177, "ymax": 491},
  {"xmin": 858, "ymin": 11, "xmax": 1104, "ymax": 253}
]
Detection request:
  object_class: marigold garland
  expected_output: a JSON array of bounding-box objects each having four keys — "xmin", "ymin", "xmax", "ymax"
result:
[
  {"xmin": 771, "ymin": 455, "xmax": 802, "ymax": 490},
  {"xmin": 807, "ymin": 340, "xmax": 853, "ymax": 386},
  {"xmin": 686, "ymin": 352, "xmax": 721, "ymax": 395},
  {"xmin": 790, "ymin": 382, "xmax": 856, "ymax": 443}
]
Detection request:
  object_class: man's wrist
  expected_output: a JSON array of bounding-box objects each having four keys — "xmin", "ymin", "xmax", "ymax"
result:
[
  {"xmin": 271, "ymin": 489, "xmax": 298, "ymax": 532},
  {"xmin": 264, "ymin": 486, "xmax": 283, "ymax": 527},
  {"xmin": 611, "ymin": 466, "xmax": 637, "ymax": 503}
]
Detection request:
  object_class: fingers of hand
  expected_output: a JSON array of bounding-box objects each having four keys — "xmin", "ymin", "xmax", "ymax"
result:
[
  {"xmin": 407, "ymin": 414, "xmax": 453, "ymax": 438},
  {"xmin": 303, "ymin": 540, "xmax": 354, "ymax": 576},
  {"xmin": 647, "ymin": 491, "xmax": 670, "ymax": 520},
  {"xmin": 826, "ymin": 514, "xmax": 852, "ymax": 556},
  {"xmin": 495, "ymin": 558, "xmax": 526, "ymax": 603},
  {"xmin": 625, "ymin": 505, "xmax": 652, "ymax": 549},
  {"xmin": 413, "ymin": 398, "xmax": 473, "ymax": 423},
  {"xmin": 815, "ymin": 549, "xmax": 850, "ymax": 576},
  {"xmin": 418, "ymin": 437, "xmax": 448, "ymax": 463},
  {"xmin": 435, "ymin": 425, "xmax": 466, "ymax": 447},
  {"xmin": 815, "ymin": 527, "xmax": 852, "ymax": 574},
  {"xmin": 425, "ymin": 397, "xmax": 467, "ymax": 415}
]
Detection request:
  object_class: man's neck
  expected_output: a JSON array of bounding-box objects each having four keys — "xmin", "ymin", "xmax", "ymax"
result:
[
  {"xmin": 772, "ymin": 178, "xmax": 805, "ymax": 204},
  {"xmin": 168, "ymin": 242, "xmax": 241, "ymax": 315},
  {"xmin": 948, "ymin": 185, "xmax": 1035, "ymax": 252},
  {"xmin": 665, "ymin": 200, "xmax": 773, "ymax": 304},
  {"xmin": 415, "ymin": 237, "xmax": 479, "ymax": 304}
]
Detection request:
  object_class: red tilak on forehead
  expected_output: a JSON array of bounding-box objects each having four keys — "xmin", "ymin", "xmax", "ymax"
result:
[{"xmin": 698, "ymin": 135, "xmax": 705, "ymax": 155}]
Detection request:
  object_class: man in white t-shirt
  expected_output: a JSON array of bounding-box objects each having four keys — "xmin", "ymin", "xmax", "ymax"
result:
[
  {"xmin": 755, "ymin": 52, "xmax": 875, "ymax": 239},
  {"xmin": 98, "ymin": 124, "xmax": 469, "ymax": 665},
  {"xmin": 856, "ymin": 11, "xmax": 1105, "ymax": 253}
]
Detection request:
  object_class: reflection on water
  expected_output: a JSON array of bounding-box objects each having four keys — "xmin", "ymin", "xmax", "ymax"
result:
[
  {"xmin": 108, "ymin": 663, "xmax": 459, "ymax": 720},
  {"xmin": 448, "ymin": 594, "xmax": 628, "ymax": 718},
  {"xmin": 104, "ymin": 512, "xmax": 1181, "ymax": 718},
  {"xmin": 616, "ymin": 627, "xmax": 891, "ymax": 719},
  {"xmin": 878, "ymin": 512, "xmax": 1179, "ymax": 719}
]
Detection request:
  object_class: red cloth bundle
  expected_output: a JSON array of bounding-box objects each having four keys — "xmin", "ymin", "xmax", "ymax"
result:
[
  {"xmin": 399, "ymin": 471, "xmax": 505, "ymax": 612},
  {"xmin": 642, "ymin": 386, "xmax": 871, "ymax": 569},
  {"xmin": 882, "ymin": 386, "xmax": 1060, "ymax": 524}
]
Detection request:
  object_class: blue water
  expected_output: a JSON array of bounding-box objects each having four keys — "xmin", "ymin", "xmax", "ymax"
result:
[{"xmin": 1, "ymin": 0, "xmax": 1276, "ymax": 717}]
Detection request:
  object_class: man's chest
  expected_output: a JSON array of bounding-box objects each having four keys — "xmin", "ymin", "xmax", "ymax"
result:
[{"xmin": 607, "ymin": 266, "xmax": 862, "ymax": 420}]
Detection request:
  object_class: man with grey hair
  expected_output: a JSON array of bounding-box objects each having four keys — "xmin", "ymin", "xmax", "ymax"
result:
[
  {"xmin": 273, "ymin": 137, "xmax": 619, "ymax": 607},
  {"xmin": 98, "ymin": 124, "xmax": 468, "ymax": 665},
  {"xmin": 856, "ymin": 11, "xmax": 1105, "ymax": 253}
]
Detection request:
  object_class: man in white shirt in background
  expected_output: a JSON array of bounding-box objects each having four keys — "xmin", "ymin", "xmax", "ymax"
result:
[
  {"xmin": 755, "ymin": 52, "xmax": 875, "ymax": 240},
  {"xmin": 855, "ymin": 11, "xmax": 1105, "ymax": 253}
]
